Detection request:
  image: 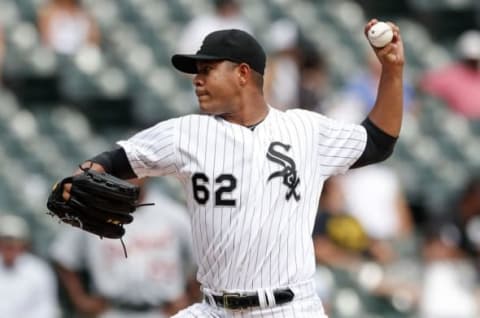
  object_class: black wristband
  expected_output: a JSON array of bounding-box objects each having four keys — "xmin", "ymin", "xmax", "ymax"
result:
[
  {"xmin": 89, "ymin": 148, "xmax": 137, "ymax": 179},
  {"xmin": 351, "ymin": 118, "xmax": 398, "ymax": 168}
]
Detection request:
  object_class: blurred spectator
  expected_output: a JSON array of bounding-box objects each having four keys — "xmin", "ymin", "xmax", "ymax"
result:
[
  {"xmin": 421, "ymin": 30, "xmax": 480, "ymax": 118},
  {"xmin": 176, "ymin": 0, "xmax": 252, "ymax": 54},
  {"xmin": 264, "ymin": 19, "xmax": 301, "ymax": 110},
  {"xmin": 312, "ymin": 178, "xmax": 367, "ymax": 315},
  {"xmin": 339, "ymin": 164, "xmax": 414, "ymax": 259},
  {"xmin": 337, "ymin": 166, "xmax": 419, "ymax": 315},
  {"xmin": 50, "ymin": 184, "xmax": 196, "ymax": 318},
  {"xmin": 313, "ymin": 177, "xmax": 417, "ymax": 316},
  {"xmin": 313, "ymin": 172, "xmax": 413, "ymax": 267},
  {"xmin": 313, "ymin": 178, "xmax": 370, "ymax": 271},
  {"xmin": 327, "ymin": 50, "xmax": 416, "ymax": 122},
  {"xmin": 298, "ymin": 41, "xmax": 329, "ymax": 111},
  {"xmin": 38, "ymin": 0, "xmax": 100, "ymax": 55},
  {"xmin": 0, "ymin": 214, "xmax": 60, "ymax": 318},
  {"xmin": 419, "ymin": 221, "xmax": 479, "ymax": 318}
]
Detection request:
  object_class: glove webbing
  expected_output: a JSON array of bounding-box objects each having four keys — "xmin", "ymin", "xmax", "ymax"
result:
[{"xmin": 53, "ymin": 165, "xmax": 155, "ymax": 258}]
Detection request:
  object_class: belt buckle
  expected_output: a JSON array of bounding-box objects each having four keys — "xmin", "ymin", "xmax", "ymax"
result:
[{"xmin": 223, "ymin": 292, "xmax": 241, "ymax": 309}]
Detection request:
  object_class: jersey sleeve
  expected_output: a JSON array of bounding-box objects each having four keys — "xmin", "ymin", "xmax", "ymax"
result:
[
  {"xmin": 313, "ymin": 112, "xmax": 367, "ymax": 176},
  {"xmin": 117, "ymin": 118, "xmax": 179, "ymax": 178}
]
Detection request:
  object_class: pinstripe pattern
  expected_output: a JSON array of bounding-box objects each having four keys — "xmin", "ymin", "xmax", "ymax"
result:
[{"xmin": 118, "ymin": 107, "xmax": 366, "ymax": 316}]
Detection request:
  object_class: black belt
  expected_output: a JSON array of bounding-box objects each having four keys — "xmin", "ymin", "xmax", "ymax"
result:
[
  {"xmin": 110, "ymin": 300, "xmax": 166, "ymax": 312},
  {"xmin": 205, "ymin": 288, "xmax": 294, "ymax": 310}
]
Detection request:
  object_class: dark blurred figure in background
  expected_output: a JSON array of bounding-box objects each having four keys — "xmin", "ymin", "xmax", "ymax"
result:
[
  {"xmin": 313, "ymin": 178, "xmax": 370, "ymax": 272},
  {"xmin": 454, "ymin": 177, "xmax": 480, "ymax": 274},
  {"xmin": 0, "ymin": 214, "xmax": 59, "ymax": 318},
  {"xmin": 38, "ymin": 0, "xmax": 101, "ymax": 55},
  {"xmin": 421, "ymin": 30, "xmax": 480, "ymax": 119},
  {"xmin": 176, "ymin": 0, "xmax": 252, "ymax": 54},
  {"xmin": 312, "ymin": 177, "xmax": 368, "ymax": 315},
  {"xmin": 49, "ymin": 184, "xmax": 197, "ymax": 318},
  {"xmin": 0, "ymin": 24, "xmax": 4, "ymax": 80},
  {"xmin": 298, "ymin": 41, "xmax": 329, "ymax": 112}
]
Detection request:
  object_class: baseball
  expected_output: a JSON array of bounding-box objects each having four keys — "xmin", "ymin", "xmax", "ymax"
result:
[{"xmin": 367, "ymin": 22, "xmax": 393, "ymax": 48}]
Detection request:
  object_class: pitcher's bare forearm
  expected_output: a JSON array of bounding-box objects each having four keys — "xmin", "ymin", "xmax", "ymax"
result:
[
  {"xmin": 369, "ymin": 69, "xmax": 403, "ymax": 137},
  {"xmin": 364, "ymin": 19, "xmax": 405, "ymax": 138}
]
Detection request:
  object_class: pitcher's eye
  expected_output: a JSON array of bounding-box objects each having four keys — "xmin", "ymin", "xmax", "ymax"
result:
[{"xmin": 198, "ymin": 65, "xmax": 212, "ymax": 75}]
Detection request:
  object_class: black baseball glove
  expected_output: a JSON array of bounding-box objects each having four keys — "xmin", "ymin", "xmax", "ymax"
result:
[{"xmin": 46, "ymin": 168, "xmax": 141, "ymax": 239}]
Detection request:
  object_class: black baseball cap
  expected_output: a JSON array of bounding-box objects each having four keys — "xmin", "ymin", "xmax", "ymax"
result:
[{"xmin": 171, "ymin": 29, "xmax": 266, "ymax": 75}]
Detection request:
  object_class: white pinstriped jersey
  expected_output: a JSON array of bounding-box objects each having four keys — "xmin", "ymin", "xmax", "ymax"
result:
[{"xmin": 118, "ymin": 107, "xmax": 367, "ymax": 292}]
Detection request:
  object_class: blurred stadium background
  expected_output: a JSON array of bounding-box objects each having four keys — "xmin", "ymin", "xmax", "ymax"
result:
[{"xmin": 0, "ymin": 0, "xmax": 479, "ymax": 317}]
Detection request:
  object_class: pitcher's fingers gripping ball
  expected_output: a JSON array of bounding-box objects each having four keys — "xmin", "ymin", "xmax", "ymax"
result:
[{"xmin": 46, "ymin": 168, "xmax": 141, "ymax": 239}]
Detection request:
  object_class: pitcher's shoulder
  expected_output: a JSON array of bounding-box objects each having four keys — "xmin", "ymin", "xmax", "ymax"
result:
[
  {"xmin": 173, "ymin": 113, "xmax": 212, "ymax": 122},
  {"xmin": 284, "ymin": 108, "xmax": 329, "ymax": 122},
  {"xmin": 169, "ymin": 113, "xmax": 216, "ymax": 128}
]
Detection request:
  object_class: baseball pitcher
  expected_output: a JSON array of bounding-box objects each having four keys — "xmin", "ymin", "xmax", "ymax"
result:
[{"xmin": 47, "ymin": 19, "xmax": 405, "ymax": 317}]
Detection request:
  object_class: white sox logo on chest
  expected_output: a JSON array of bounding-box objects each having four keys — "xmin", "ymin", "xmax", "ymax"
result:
[
  {"xmin": 190, "ymin": 141, "xmax": 301, "ymax": 206},
  {"xmin": 266, "ymin": 141, "xmax": 301, "ymax": 202}
]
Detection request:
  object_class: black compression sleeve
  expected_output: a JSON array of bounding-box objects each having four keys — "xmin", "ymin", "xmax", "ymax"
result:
[
  {"xmin": 351, "ymin": 118, "xmax": 398, "ymax": 168},
  {"xmin": 88, "ymin": 147, "xmax": 137, "ymax": 179}
]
